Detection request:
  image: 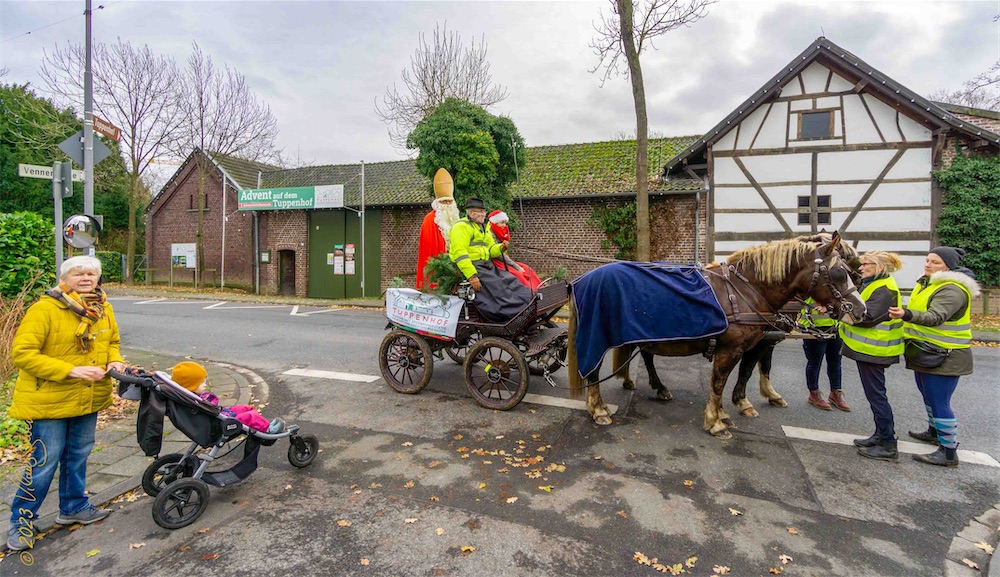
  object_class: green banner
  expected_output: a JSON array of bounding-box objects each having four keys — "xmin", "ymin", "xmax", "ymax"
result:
[{"xmin": 238, "ymin": 185, "xmax": 344, "ymax": 210}]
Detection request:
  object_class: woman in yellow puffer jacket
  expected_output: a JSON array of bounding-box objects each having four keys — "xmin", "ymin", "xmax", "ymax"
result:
[{"xmin": 6, "ymin": 256, "xmax": 126, "ymax": 553}]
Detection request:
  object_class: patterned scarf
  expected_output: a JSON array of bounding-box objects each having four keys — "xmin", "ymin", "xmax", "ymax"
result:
[{"xmin": 47, "ymin": 282, "xmax": 107, "ymax": 352}]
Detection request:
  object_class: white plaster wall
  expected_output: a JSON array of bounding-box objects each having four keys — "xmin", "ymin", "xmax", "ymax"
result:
[
  {"xmin": 715, "ymin": 128, "xmax": 737, "ymax": 152},
  {"xmin": 898, "ymin": 114, "xmax": 932, "ymax": 141},
  {"xmin": 816, "ymin": 182, "xmax": 931, "ymax": 208},
  {"xmin": 736, "ymin": 106, "xmax": 769, "ymax": 150},
  {"xmin": 790, "ymin": 100, "xmax": 813, "ymax": 112},
  {"xmin": 714, "ymin": 187, "xmax": 770, "ymax": 209},
  {"xmin": 754, "ymin": 102, "xmax": 788, "ymax": 149},
  {"xmin": 864, "ymin": 94, "xmax": 904, "ymax": 142},
  {"xmin": 739, "ymin": 153, "xmax": 813, "ymax": 182},
  {"xmin": 789, "ymin": 138, "xmax": 842, "ymax": 148},
  {"xmin": 713, "ymin": 156, "xmax": 746, "ymax": 184},
  {"xmin": 817, "ymin": 149, "xmax": 900, "ymax": 180},
  {"xmin": 842, "ymin": 95, "xmax": 882, "ymax": 145},
  {"xmin": 800, "ymin": 62, "xmax": 830, "ymax": 93},
  {"xmin": 715, "ymin": 212, "xmax": 793, "ymax": 231},
  {"xmin": 853, "ymin": 240, "xmax": 932, "ymax": 254},
  {"xmin": 844, "ymin": 208, "xmax": 930, "ymax": 231},
  {"xmin": 816, "ymin": 96, "xmax": 840, "ymax": 109},
  {"xmin": 828, "ymin": 72, "xmax": 854, "ymax": 92},
  {"xmin": 781, "ymin": 75, "xmax": 803, "ymax": 97},
  {"xmin": 884, "ymin": 147, "xmax": 932, "ymax": 179}
]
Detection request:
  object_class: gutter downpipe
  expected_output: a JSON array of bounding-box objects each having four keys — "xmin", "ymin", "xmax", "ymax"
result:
[
  {"xmin": 360, "ymin": 160, "xmax": 365, "ymax": 297},
  {"xmin": 220, "ymin": 178, "xmax": 226, "ymax": 288}
]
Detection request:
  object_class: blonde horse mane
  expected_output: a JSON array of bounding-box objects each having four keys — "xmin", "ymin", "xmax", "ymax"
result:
[{"xmin": 726, "ymin": 237, "xmax": 827, "ymax": 284}]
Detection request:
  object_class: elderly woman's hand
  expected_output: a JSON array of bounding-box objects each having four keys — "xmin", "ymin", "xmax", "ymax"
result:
[
  {"xmin": 107, "ymin": 362, "xmax": 126, "ymax": 373},
  {"xmin": 888, "ymin": 306, "xmax": 905, "ymax": 319},
  {"xmin": 69, "ymin": 366, "xmax": 108, "ymax": 382}
]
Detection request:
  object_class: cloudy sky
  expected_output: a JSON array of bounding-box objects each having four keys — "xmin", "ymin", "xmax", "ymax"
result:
[{"xmin": 2, "ymin": 0, "xmax": 998, "ymax": 168}]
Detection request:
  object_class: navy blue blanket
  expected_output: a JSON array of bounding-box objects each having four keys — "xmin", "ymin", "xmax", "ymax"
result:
[{"xmin": 572, "ymin": 262, "xmax": 729, "ymax": 379}]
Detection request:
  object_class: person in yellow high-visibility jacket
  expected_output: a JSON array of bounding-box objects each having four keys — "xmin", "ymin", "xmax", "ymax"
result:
[
  {"xmin": 889, "ymin": 246, "xmax": 980, "ymax": 467},
  {"xmin": 449, "ymin": 197, "xmax": 532, "ymax": 323}
]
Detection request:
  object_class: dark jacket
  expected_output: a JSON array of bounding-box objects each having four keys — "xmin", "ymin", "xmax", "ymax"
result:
[{"xmin": 903, "ymin": 270, "xmax": 979, "ymax": 376}]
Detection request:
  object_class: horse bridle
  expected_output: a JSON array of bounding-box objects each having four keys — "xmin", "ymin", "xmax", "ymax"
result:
[{"xmin": 805, "ymin": 248, "xmax": 860, "ymax": 320}]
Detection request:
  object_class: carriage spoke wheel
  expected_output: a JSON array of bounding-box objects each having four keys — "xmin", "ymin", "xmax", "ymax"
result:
[
  {"xmin": 464, "ymin": 337, "xmax": 529, "ymax": 410},
  {"xmin": 445, "ymin": 331, "xmax": 479, "ymax": 365},
  {"xmin": 152, "ymin": 478, "xmax": 210, "ymax": 529},
  {"xmin": 378, "ymin": 329, "xmax": 434, "ymax": 394}
]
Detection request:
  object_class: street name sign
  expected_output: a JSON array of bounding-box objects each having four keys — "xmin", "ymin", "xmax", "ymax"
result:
[
  {"xmin": 92, "ymin": 115, "xmax": 121, "ymax": 141},
  {"xmin": 238, "ymin": 185, "xmax": 345, "ymax": 210},
  {"xmin": 18, "ymin": 163, "xmax": 85, "ymax": 182}
]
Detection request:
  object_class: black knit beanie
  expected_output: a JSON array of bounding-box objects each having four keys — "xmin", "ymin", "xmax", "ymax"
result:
[{"xmin": 929, "ymin": 246, "xmax": 965, "ymax": 271}]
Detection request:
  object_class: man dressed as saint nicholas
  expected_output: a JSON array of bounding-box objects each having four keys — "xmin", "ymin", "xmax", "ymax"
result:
[{"xmin": 416, "ymin": 168, "xmax": 460, "ymax": 290}]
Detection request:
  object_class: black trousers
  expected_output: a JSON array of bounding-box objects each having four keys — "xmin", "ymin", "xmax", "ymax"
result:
[{"xmin": 857, "ymin": 360, "xmax": 895, "ymax": 441}]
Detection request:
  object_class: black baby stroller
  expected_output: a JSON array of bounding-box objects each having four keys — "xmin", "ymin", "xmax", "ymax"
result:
[{"xmin": 110, "ymin": 368, "xmax": 319, "ymax": 529}]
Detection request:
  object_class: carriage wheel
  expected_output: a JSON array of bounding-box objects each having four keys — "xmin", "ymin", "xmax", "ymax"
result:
[
  {"xmin": 464, "ymin": 337, "xmax": 529, "ymax": 410},
  {"xmin": 152, "ymin": 478, "xmax": 210, "ymax": 530},
  {"xmin": 142, "ymin": 453, "xmax": 194, "ymax": 497},
  {"xmin": 445, "ymin": 331, "xmax": 480, "ymax": 364},
  {"xmin": 378, "ymin": 330, "xmax": 434, "ymax": 394}
]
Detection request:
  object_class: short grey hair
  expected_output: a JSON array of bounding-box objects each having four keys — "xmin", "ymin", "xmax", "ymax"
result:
[{"xmin": 60, "ymin": 255, "xmax": 102, "ymax": 279}]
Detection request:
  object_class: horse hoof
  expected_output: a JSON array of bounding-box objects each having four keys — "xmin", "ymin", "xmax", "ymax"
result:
[
  {"xmin": 658, "ymin": 391, "xmax": 673, "ymax": 402},
  {"xmin": 712, "ymin": 428, "xmax": 733, "ymax": 440},
  {"xmin": 740, "ymin": 408, "xmax": 759, "ymax": 418},
  {"xmin": 622, "ymin": 380, "xmax": 636, "ymax": 391},
  {"xmin": 595, "ymin": 415, "xmax": 613, "ymax": 426},
  {"xmin": 769, "ymin": 398, "xmax": 788, "ymax": 408},
  {"xmin": 721, "ymin": 417, "xmax": 736, "ymax": 427}
]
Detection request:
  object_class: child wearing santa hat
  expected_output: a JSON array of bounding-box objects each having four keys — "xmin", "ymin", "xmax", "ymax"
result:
[
  {"xmin": 488, "ymin": 210, "xmax": 542, "ymax": 291},
  {"xmin": 171, "ymin": 362, "xmax": 284, "ymax": 434}
]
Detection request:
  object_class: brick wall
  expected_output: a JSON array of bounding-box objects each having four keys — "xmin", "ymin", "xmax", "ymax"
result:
[
  {"xmin": 258, "ymin": 211, "xmax": 309, "ymax": 296},
  {"xmin": 377, "ymin": 196, "xmax": 704, "ymax": 289},
  {"xmin": 951, "ymin": 112, "xmax": 1000, "ymax": 133},
  {"xmin": 145, "ymin": 162, "xmax": 255, "ymax": 289}
]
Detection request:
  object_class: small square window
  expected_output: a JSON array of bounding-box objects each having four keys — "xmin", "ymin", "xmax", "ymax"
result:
[
  {"xmin": 817, "ymin": 212, "xmax": 831, "ymax": 225},
  {"xmin": 817, "ymin": 195, "xmax": 830, "ymax": 208},
  {"xmin": 800, "ymin": 111, "xmax": 833, "ymax": 139},
  {"xmin": 797, "ymin": 196, "xmax": 810, "ymax": 208},
  {"xmin": 797, "ymin": 195, "xmax": 832, "ymax": 225},
  {"xmin": 798, "ymin": 212, "xmax": 810, "ymax": 225}
]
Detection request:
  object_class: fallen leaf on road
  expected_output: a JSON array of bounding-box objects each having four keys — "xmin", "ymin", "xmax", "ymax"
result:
[
  {"xmin": 178, "ymin": 546, "xmax": 191, "ymax": 551},
  {"xmin": 686, "ymin": 556, "xmax": 698, "ymax": 567},
  {"xmin": 634, "ymin": 551, "xmax": 651, "ymax": 566},
  {"xmin": 497, "ymin": 468, "xmax": 510, "ymax": 474},
  {"xmin": 962, "ymin": 558, "xmax": 979, "ymax": 570},
  {"xmin": 787, "ymin": 527, "xmax": 798, "ymax": 535},
  {"xmin": 195, "ymin": 528, "xmax": 210, "ymax": 534},
  {"xmin": 401, "ymin": 442, "xmax": 413, "ymax": 447},
  {"xmin": 495, "ymin": 435, "xmax": 504, "ymax": 439},
  {"xmin": 479, "ymin": 482, "xmax": 487, "ymax": 489},
  {"xmin": 453, "ymin": 434, "xmax": 463, "ymax": 440},
  {"xmin": 456, "ymin": 447, "xmax": 469, "ymax": 453},
  {"xmin": 436, "ymin": 528, "xmax": 444, "ymax": 536},
  {"xmin": 769, "ymin": 567, "xmax": 782, "ymax": 574},
  {"xmin": 728, "ymin": 508, "xmax": 742, "ymax": 516},
  {"xmin": 779, "ymin": 554, "xmax": 793, "ymax": 564},
  {"xmin": 537, "ymin": 485, "xmax": 553, "ymax": 492},
  {"xmin": 404, "ymin": 518, "xmax": 418, "ymax": 524},
  {"xmin": 684, "ymin": 480, "xmax": 694, "ymax": 488},
  {"xmin": 712, "ymin": 565, "xmax": 731, "ymax": 574},
  {"xmin": 617, "ymin": 510, "xmax": 629, "ymax": 518},
  {"xmin": 430, "ymin": 496, "xmax": 440, "ymax": 502},
  {"xmin": 404, "ymin": 480, "xmax": 415, "ymax": 489},
  {"xmin": 285, "ymin": 484, "xmax": 292, "ymax": 490},
  {"xmin": 974, "ymin": 541, "xmax": 994, "ymax": 554},
  {"xmin": 128, "ymin": 543, "xmax": 145, "ymax": 549},
  {"xmin": 201, "ymin": 553, "xmax": 219, "ymax": 561},
  {"xmin": 359, "ymin": 558, "xmax": 370, "ymax": 566},
  {"xmin": 86, "ymin": 549, "xmax": 100, "ymax": 558},
  {"xmin": 461, "ymin": 545, "xmax": 475, "ymax": 555},
  {"xmin": 368, "ymin": 483, "xmax": 382, "ymax": 489},
  {"xmin": 337, "ymin": 520, "xmax": 352, "ymax": 527},
  {"xmin": 506, "ymin": 497, "xmax": 518, "ymax": 504}
]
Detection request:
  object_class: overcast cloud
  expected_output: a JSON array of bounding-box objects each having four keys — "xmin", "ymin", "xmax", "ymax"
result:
[{"xmin": 2, "ymin": 0, "xmax": 998, "ymax": 168}]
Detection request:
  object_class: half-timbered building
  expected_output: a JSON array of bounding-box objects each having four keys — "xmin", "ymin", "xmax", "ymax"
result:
[{"xmin": 663, "ymin": 37, "xmax": 1000, "ymax": 288}]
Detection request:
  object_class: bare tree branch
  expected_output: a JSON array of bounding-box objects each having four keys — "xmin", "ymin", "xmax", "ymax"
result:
[
  {"xmin": 591, "ymin": 0, "xmax": 715, "ymax": 261},
  {"xmin": 375, "ymin": 22, "xmax": 507, "ymax": 152}
]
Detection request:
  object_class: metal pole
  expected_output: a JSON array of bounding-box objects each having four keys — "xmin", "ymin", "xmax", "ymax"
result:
[
  {"xmin": 360, "ymin": 160, "xmax": 365, "ymax": 297},
  {"xmin": 254, "ymin": 171, "xmax": 261, "ymax": 294},
  {"xmin": 52, "ymin": 162, "xmax": 64, "ymax": 274},
  {"xmin": 83, "ymin": 0, "xmax": 95, "ymax": 256},
  {"xmin": 221, "ymin": 179, "xmax": 226, "ymax": 288}
]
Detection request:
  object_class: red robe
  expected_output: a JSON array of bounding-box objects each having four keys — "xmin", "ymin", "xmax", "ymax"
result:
[
  {"xmin": 489, "ymin": 221, "xmax": 542, "ymax": 291},
  {"xmin": 416, "ymin": 210, "xmax": 446, "ymax": 290}
]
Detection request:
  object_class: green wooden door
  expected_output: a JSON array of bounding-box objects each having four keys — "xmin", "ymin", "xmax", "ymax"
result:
[{"xmin": 307, "ymin": 209, "xmax": 381, "ymax": 299}]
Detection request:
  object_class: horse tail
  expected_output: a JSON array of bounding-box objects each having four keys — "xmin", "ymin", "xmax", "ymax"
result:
[{"xmin": 567, "ymin": 297, "xmax": 584, "ymax": 398}]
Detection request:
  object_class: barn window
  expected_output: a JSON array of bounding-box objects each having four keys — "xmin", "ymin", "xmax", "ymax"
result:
[
  {"xmin": 799, "ymin": 111, "xmax": 833, "ymax": 139},
  {"xmin": 797, "ymin": 195, "xmax": 831, "ymax": 225}
]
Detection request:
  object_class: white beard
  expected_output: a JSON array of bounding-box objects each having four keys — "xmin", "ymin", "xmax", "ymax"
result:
[{"xmin": 432, "ymin": 199, "xmax": 461, "ymax": 247}]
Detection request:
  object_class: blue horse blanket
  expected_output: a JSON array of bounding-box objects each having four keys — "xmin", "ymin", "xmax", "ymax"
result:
[{"xmin": 572, "ymin": 262, "xmax": 729, "ymax": 379}]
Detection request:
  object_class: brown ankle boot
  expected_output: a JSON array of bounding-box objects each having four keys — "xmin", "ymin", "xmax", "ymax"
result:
[
  {"xmin": 828, "ymin": 389, "xmax": 851, "ymax": 412},
  {"xmin": 808, "ymin": 389, "xmax": 831, "ymax": 410}
]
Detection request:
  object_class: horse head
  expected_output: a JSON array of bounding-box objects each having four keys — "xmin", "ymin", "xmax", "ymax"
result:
[{"xmin": 804, "ymin": 231, "xmax": 866, "ymax": 324}]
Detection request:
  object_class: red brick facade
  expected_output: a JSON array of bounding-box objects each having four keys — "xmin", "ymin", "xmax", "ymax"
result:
[{"xmin": 257, "ymin": 211, "xmax": 310, "ymax": 296}]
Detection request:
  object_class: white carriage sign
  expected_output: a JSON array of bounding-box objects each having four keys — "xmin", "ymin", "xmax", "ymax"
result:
[{"xmin": 385, "ymin": 289, "xmax": 465, "ymax": 338}]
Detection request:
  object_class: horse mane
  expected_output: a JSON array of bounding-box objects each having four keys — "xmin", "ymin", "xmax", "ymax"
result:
[{"xmin": 726, "ymin": 238, "xmax": 825, "ymax": 284}]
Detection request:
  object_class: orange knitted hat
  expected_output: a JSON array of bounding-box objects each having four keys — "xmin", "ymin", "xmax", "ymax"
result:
[{"xmin": 171, "ymin": 361, "xmax": 207, "ymax": 392}]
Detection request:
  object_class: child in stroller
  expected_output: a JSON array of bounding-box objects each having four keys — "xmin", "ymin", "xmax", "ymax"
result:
[
  {"xmin": 170, "ymin": 361, "xmax": 284, "ymax": 434},
  {"xmin": 110, "ymin": 365, "xmax": 318, "ymax": 530}
]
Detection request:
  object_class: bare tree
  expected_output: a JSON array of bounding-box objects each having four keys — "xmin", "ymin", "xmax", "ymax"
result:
[
  {"xmin": 376, "ymin": 23, "xmax": 508, "ymax": 152},
  {"xmin": 0, "ymin": 67, "xmax": 8, "ymax": 79},
  {"xmin": 41, "ymin": 39, "xmax": 184, "ymax": 283},
  {"xmin": 175, "ymin": 41, "xmax": 280, "ymax": 287},
  {"xmin": 930, "ymin": 61, "xmax": 1000, "ymax": 111},
  {"xmin": 592, "ymin": 0, "xmax": 714, "ymax": 261}
]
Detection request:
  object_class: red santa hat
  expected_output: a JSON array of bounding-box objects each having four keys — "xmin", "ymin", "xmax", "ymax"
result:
[{"xmin": 488, "ymin": 210, "xmax": 508, "ymax": 225}]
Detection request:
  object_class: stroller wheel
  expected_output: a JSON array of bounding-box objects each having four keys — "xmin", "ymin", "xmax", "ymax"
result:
[
  {"xmin": 142, "ymin": 453, "xmax": 193, "ymax": 497},
  {"xmin": 287, "ymin": 434, "xmax": 319, "ymax": 468},
  {"xmin": 152, "ymin": 478, "xmax": 210, "ymax": 530}
]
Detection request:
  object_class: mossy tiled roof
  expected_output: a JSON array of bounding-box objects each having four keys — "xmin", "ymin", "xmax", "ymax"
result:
[
  {"xmin": 212, "ymin": 152, "xmax": 282, "ymax": 190},
  {"xmin": 261, "ymin": 159, "xmax": 428, "ymax": 206},
  {"xmin": 509, "ymin": 136, "xmax": 702, "ymax": 198}
]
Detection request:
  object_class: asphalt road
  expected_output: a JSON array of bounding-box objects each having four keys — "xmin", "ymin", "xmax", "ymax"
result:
[{"xmin": 4, "ymin": 296, "xmax": 997, "ymax": 576}]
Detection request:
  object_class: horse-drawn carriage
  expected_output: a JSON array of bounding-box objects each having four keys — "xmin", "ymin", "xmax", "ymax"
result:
[{"xmin": 377, "ymin": 279, "xmax": 571, "ymax": 410}]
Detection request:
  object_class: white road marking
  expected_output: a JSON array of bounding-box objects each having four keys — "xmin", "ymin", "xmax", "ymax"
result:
[
  {"xmin": 202, "ymin": 303, "xmax": 288, "ymax": 310},
  {"xmin": 522, "ymin": 393, "xmax": 618, "ymax": 414},
  {"xmin": 283, "ymin": 368, "xmax": 381, "ymax": 383},
  {"xmin": 290, "ymin": 305, "xmax": 342, "ymax": 316},
  {"xmin": 782, "ymin": 425, "xmax": 999, "ymax": 467}
]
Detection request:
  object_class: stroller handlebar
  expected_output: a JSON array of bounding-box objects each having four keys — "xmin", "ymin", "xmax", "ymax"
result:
[{"xmin": 108, "ymin": 368, "xmax": 156, "ymax": 387}]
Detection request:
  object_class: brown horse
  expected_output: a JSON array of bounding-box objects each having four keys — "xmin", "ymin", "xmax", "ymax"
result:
[{"xmin": 566, "ymin": 233, "xmax": 866, "ymax": 439}]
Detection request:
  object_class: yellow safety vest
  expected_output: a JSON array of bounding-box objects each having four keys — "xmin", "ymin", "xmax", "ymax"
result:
[
  {"xmin": 799, "ymin": 297, "xmax": 837, "ymax": 328},
  {"xmin": 903, "ymin": 279, "xmax": 972, "ymax": 350},
  {"xmin": 839, "ymin": 276, "xmax": 904, "ymax": 356},
  {"xmin": 449, "ymin": 218, "xmax": 504, "ymax": 280}
]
